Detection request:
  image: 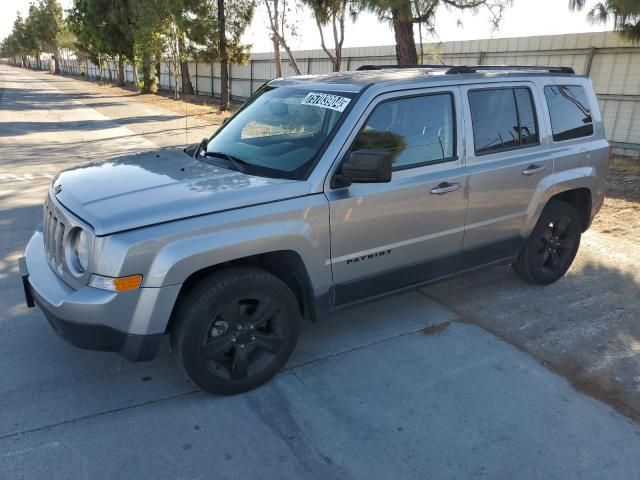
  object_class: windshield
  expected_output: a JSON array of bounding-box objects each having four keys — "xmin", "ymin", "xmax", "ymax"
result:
[{"xmin": 204, "ymin": 86, "xmax": 356, "ymax": 179}]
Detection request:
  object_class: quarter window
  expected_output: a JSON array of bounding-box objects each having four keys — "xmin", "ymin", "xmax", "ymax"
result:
[
  {"xmin": 468, "ymin": 87, "xmax": 539, "ymax": 155},
  {"xmin": 544, "ymin": 85, "xmax": 593, "ymax": 142},
  {"xmin": 351, "ymin": 93, "xmax": 456, "ymax": 169}
]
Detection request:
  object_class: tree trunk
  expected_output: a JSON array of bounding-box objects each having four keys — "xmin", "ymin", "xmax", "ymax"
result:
[
  {"xmin": 141, "ymin": 53, "xmax": 152, "ymax": 92},
  {"xmin": 54, "ymin": 46, "xmax": 61, "ymax": 74},
  {"xmin": 117, "ymin": 55, "xmax": 125, "ymax": 86},
  {"xmin": 391, "ymin": 1, "xmax": 418, "ymax": 65},
  {"xmin": 218, "ymin": 0, "xmax": 230, "ymax": 110},
  {"xmin": 272, "ymin": 35, "xmax": 282, "ymax": 78},
  {"xmin": 133, "ymin": 64, "xmax": 139, "ymax": 88},
  {"xmin": 174, "ymin": 63, "xmax": 179, "ymax": 99},
  {"xmin": 181, "ymin": 60, "xmax": 194, "ymax": 95}
]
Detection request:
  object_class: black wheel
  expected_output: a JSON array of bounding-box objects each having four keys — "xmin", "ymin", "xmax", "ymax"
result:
[
  {"xmin": 513, "ymin": 200, "xmax": 582, "ymax": 285},
  {"xmin": 171, "ymin": 267, "xmax": 301, "ymax": 395}
]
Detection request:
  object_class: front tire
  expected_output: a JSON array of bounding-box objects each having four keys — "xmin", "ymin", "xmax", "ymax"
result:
[
  {"xmin": 513, "ymin": 200, "xmax": 582, "ymax": 285},
  {"xmin": 171, "ymin": 267, "xmax": 301, "ymax": 395}
]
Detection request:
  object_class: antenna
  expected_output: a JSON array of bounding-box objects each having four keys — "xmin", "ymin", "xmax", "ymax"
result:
[{"xmin": 185, "ymin": 98, "xmax": 188, "ymax": 145}]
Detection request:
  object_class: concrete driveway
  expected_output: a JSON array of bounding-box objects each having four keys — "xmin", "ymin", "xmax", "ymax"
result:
[{"xmin": 1, "ymin": 65, "xmax": 640, "ymax": 480}]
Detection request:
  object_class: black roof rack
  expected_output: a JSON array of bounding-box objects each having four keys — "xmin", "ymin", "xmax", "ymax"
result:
[
  {"xmin": 356, "ymin": 64, "xmax": 448, "ymax": 71},
  {"xmin": 446, "ymin": 65, "xmax": 575, "ymax": 74},
  {"xmin": 356, "ymin": 64, "xmax": 575, "ymax": 75}
]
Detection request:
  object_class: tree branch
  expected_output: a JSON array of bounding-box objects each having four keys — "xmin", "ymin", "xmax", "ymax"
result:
[{"xmin": 316, "ymin": 14, "xmax": 335, "ymax": 63}]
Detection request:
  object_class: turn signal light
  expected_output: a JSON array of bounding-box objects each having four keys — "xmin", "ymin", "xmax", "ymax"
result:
[{"xmin": 89, "ymin": 274, "xmax": 143, "ymax": 292}]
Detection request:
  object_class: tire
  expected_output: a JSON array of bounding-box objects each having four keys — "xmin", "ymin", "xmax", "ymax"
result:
[
  {"xmin": 170, "ymin": 267, "xmax": 301, "ymax": 395},
  {"xmin": 513, "ymin": 200, "xmax": 582, "ymax": 285}
]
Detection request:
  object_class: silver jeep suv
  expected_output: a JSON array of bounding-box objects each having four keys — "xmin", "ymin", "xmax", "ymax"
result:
[{"xmin": 20, "ymin": 65, "xmax": 608, "ymax": 394}]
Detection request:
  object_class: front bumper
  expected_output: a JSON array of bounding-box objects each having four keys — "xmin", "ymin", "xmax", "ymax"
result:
[{"xmin": 21, "ymin": 231, "xmax": 181, "ymax": 362}]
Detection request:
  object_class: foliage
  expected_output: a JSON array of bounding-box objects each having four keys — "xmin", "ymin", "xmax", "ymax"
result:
[
  {"xmin": 1, "ymin": 0, "xmax": 69, "ymax": 66},
  {"xmin": 570, "ymin": 0, "xmax": 640, "ymax": 43},
  {"xmin": 184, "ymin": 0, "xmax": 254, "ymax": 63},
  {"xmin": 68, "ymin": 0, "xmax": 136, "ymax": 63}
]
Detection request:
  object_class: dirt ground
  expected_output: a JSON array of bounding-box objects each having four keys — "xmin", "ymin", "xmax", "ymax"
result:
[
  {"xmin": 64, "ymin": 76, "xmax": 237, "ymax": 126},
  {"xmin": 592, "ymin": 155, "xmax": 640, "ymax": 243}
]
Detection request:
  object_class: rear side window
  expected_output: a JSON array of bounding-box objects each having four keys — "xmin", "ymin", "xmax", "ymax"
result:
[
  {"xmin": 544, "ymin": 85, "xmax": 593, "ymax": 142},
  {"xmin": 468, "ymin": 87, "xmax": 539, "ymax": 155},
  {"xmin": 352, "ymin": 93, "xmax": 456, "ymax": 170}
]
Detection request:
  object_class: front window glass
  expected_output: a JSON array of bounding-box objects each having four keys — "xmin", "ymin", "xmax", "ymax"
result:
[
  {"xmin": 205, "ymin": 86, "xmax": 355, "ymax": 178},
  {"xmin": 351, "ymin": 93, "xmax": 456, "ymax": 169}
]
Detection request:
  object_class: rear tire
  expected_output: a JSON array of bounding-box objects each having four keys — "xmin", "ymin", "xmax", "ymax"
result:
[
  {"xmin": 171, "ymin": 267, "xmax": 301, "ymax": 395},
  {"xmin": 513, "ymin": 200, "xmax": 582, "ymax": 285}
]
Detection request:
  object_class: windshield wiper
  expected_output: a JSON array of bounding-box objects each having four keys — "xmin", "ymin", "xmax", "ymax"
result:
[{"xmin": 203, "ymin": 151, "xmax": 248, "ymax": 173}]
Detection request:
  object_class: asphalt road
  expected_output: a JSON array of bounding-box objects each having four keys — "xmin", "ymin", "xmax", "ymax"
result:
[{"xmin": 2, "ymin": 65, "xmax": 640, "ymax": 480}]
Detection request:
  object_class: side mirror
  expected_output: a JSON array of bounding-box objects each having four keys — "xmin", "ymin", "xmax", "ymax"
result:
[{"xmin": 333, "ymin": 149, "xmax": 392, "ymax": 188}]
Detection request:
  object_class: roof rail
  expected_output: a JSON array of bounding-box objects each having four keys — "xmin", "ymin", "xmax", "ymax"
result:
[
  {"xmin": 355, "ymin": 64, "xmax": 575, "ymax": 75},
  {"xmin": 356, "ymin": 64, "xmax": 448, "ymax": 71},
  {"xmin": 446, "ymin": 65, "xmax": 575, "ymax": 74}
]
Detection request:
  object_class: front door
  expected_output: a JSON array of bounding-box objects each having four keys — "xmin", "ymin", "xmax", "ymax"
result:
[{"xmin": 325, "ymin": 88, "xmax": 469, "ymax": 305}]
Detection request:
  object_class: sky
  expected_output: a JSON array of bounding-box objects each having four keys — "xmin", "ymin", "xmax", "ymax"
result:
[{"xmin": 1, "ymin": 0, "xmax": 610, "ymax": 54}]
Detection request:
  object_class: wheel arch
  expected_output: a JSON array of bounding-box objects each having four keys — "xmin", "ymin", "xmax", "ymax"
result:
[
  {"xmin": 525, "ymin": 168, "xmax": 597, "ymax": 236},
  {"xmin": 165, "ymin": 250, "xmax": 318, "ymax": 335},
  {"xmin": 548, "ymin": 187, "xmax": 592, "ymax": 232}
]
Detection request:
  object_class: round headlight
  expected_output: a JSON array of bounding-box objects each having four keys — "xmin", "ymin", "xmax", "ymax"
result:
[{"xmin": 75, "ymin": 229, "xmax": 90, "ymax": 272}]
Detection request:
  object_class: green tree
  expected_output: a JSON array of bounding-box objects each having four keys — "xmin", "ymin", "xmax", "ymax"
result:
[
  {"xmin": 130, "ymin": 0, "xmax": 173, "ymax": 92},
  {"xmin": 570, "ymin": 0, "xmax": 640, "ymax": 42},
  {"xmin": 0, "ymin": 16, "xmax": 29, "ymax": 66},
  {"xmin": 185, "ymin": 0, "xmax": 254, "ymax": 109},
  {"xmin": 68, "ymin": 0, "xmax": 136, "ymax": 85},
  {"xmin": 67, "ymin": 2, "xmax": 107, "ymax": 80},
  {"xmin": 30, "ymin": 0, "xmax": 66, "ymax": 73},
  {"xmin": 357, "ymin": 0, "xmax": 512, "ymax": 65}
]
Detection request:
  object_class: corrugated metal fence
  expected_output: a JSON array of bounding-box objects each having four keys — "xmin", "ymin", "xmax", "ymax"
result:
[{"xmin": 12, "ymin": 31, "xmax": 640, "ymax": 155}]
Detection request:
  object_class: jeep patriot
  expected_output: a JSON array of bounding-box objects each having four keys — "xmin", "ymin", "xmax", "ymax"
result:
[{"xmin": 20, "ymin": 65, "xmax": 608, "ymax": 394}]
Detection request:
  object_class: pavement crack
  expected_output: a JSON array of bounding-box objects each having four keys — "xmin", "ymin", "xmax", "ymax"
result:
[
  {"xmin": 0, "ymin": 324, "xmax": 441, "ymax": 441},
  {"xmin": 0, "ymin": 389, "xmax": 200, "ymax": 441},
  {"xmin": 286, "ymin": 326, "xmax": 431, "ymax": 371}
]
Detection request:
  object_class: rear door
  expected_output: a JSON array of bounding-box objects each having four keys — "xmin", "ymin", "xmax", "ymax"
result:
[
  {"xmin": 460, "ymin": 82, "xmax": 553, "ymax": 262},
  {"xmin": 325, "ymin": 87, "xmax": 469, "ymax": 305}
]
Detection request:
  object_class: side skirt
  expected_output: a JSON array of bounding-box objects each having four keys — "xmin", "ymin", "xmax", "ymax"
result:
[{"xmin": 329, "ymin": 237, "xmax": 524, "ymax": 311}]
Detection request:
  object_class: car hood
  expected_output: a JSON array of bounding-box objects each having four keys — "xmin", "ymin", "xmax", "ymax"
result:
[{"xmin": 52, "ymin": 149, "xmax": 309, "ymax": 235}]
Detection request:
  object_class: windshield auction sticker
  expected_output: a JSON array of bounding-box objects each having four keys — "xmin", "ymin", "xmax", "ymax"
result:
[{"xmin": 302, "ymin": 92, "xmax": 351, "ymax": 112}]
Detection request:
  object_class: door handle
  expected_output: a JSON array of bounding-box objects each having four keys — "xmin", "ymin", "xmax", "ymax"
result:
[
  {"xmin": 430, "ymin": 182, "xmax": 461, "ymax": 195},
  {"xmin": 522, "ymin": 164, "xmax": 546, "ymax": 176}
]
